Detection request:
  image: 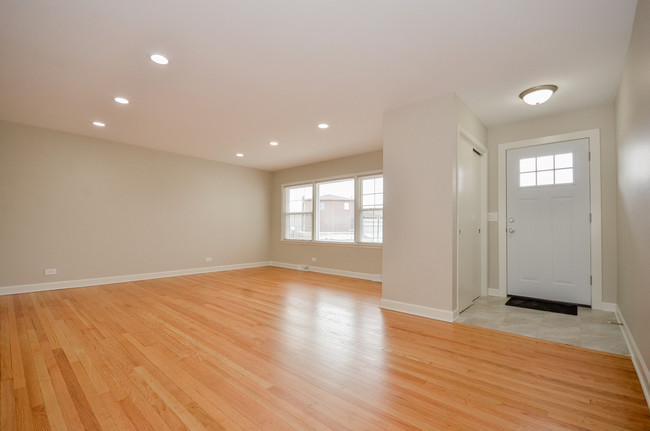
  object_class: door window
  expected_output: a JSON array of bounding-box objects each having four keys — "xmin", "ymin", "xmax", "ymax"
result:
[{"xmin": 519, "ymin": 153, "xmax": 574, "ymax": 187}]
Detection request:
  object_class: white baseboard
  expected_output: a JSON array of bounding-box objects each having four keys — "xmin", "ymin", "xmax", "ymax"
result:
[
  {"xmin": 379, "ymin": 299, "xmax": 454, "ymax": 322},
  {"xmin": 1, "ymin": 261, "xmax": 381, "ymax": 296},
  {"xmin": 616, "ymin": 305, "xmax": 650, "ymax": 408},
  {"xmin": 270, "ymin": 261, "xmax": 382, "ymax": 282},
  {"xmin": 597, "ymin": 302, "xmax": 617, "ymax": 312},
  {"xmin": 0, "ymin": 261, "xmax": 272, "ymax": 296},
  {"xmin": 488, "ymin": 288, "xmax": 506, "ymax": 297}
]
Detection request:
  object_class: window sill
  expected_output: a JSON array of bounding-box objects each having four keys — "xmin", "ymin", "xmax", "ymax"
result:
[{"xmin": 280, "ymin": 240, "xmax": 382, "ymax": 249}]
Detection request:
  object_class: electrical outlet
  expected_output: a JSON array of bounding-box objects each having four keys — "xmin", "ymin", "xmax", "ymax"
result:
[
  {"xmin": 311, "ymin": 257, "xmax": 317, "ymax": 262},
  {"xmin": 44, "ymin": 268, "xmax": 57, "ymax": 275},
  {"xmin": 205, "ymin": 257, "xmax": 213, "ymax": 262}
]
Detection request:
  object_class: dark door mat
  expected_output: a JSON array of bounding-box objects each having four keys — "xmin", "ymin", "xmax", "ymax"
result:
[{"xmin": 505, "ymin": 296, "xmax": 578, "ymax": 316}]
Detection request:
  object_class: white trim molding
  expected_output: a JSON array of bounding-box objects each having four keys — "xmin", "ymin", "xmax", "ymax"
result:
[
  {"xmin": 380, "ymin": 299, "xmax": 454, "ymax": 322},
  {"xmin": 497, "ymin": 129, "xmax": 604, "ymax": 309},
  {"xmin": 599, "ymin": 302, "xmax": 617, "ymax": 313},
  {"xmin": 0, "ymin": 261, "xmax": 271, "ymax": 296},
  {"xmin": 270, "ymin": 261, "xmax": 382, "ymax": 282},
  {"xmin": 616, "ymin": 305, "xmax": 650, "ymax": 408},
  {"xmin": 488, "ymin": 288, "xmax": 506, "ymax": 297},
  {"xmin": 1, "ymin": 261, "xmax": 382, "ymax": 297}
]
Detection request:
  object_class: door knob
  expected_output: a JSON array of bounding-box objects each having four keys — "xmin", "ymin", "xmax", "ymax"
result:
[
  {"xmin": 508, "ymin": 228, "xmax": 515, "ymax": 233},
  {"xmin": 509, "ymin": 217, "xmax": 515, "ymax": 223}
]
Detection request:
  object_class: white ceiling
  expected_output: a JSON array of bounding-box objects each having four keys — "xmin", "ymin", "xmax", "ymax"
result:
[{"xmin": 0, "ymin": 0, "xmax": 637, "ymax": 171}]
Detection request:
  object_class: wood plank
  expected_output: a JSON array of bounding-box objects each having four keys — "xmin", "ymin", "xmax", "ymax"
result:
[
  {"xmin": 1, "ymin": 379, "xmax": 16, "ymax": 431},
  {"xmin": 0, "ymin": 267, "xmax": 648, "ymax": 430},
  {"xmin": 52, "ymin": 348, "xmax": 102, "ymax": 431},
  {"xmin": 8, "ymin": 297, "xmax": 27, "ymax": 389},
  {"xmin": 0, "ymin": 297, "xmax": 11, "ymax": 382},
  {"xmin": 134, "ymin": 365, "xmax": 207, "ymax": 431},
  {"xmin": 29, "ymin": 333, "xmax": 68, "ymax": 431}
]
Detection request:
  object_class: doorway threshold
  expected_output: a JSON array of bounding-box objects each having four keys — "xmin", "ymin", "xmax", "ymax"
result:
[{"xmin": 456, "ymin": 296, "xmax": 628, "ymax": 355}]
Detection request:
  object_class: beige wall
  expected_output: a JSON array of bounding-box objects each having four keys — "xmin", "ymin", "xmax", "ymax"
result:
[
  {"xmin": 615, "ymin": 0, "xmax": 650, "ymax": 376},
  {"xmin": 0, "ymin": 121, "xmax": 271, "ymax": 287},
  {"xmin": 270, "ymin": 151, "xmax": 383, "ymax": 276},
  {"xmin": 487, "ymin": 105, "xmax": 618, "ymax": 303},
  {"xmin": 382, "ymin": 94, "xmax": 486, "ymax": 316},
  {"xmin": 382, "ymin": 94, "xmax": 456, "ymax": 313},
  {"xmin": 454, "ymin": 95, "xmax": 488, "ymax": 147}
]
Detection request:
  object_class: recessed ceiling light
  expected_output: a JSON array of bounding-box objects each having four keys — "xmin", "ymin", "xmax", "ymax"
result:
[
  {"xmin": 236, "ymin": 153, "xmax": 244, "ymax": 157},
  {"xmin": 519, "ymin": 85, "xmax": 558, "ymax": 105},
  {"xmin": 269, "ymin": 141, "xmax": 279, "ymax": 146},
  {"xmin": 114, "ymin": 97, "xmax": 130, "ymax": 104},
  {"xmin": 150, "ymin": 54, "xmax": 169, "ymax": 65},
  {"xmin": 317, "ymin": 123, "xmax": 329, "ymax": 129},
  {"xmin": 92, "ymin": 121, "xmax": 106, "ymax": 127}
]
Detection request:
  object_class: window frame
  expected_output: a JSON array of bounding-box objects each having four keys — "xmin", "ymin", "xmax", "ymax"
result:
[
  {"xmin": 281, "ymin": 170, "xmax": 383, "ymax": 247},
  {"xmin": 283, "ymin": 184, "xmax": 314, "ymax": 241},
  {"xmin": 357, "ymin": 173, "xmax": 384, "ymax": 244}
]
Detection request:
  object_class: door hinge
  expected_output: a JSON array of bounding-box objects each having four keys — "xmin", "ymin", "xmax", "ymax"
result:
[
  {"xmin": 590, "ymin": 275, "xmax": 593, "ymax": 285},
  {"xmin": 589, "ymin": 213, "xmax": 592, "ymax": 223},
  {"xmin": 589, "ymin": 151, "xmax": 591, "ymax": 161}
]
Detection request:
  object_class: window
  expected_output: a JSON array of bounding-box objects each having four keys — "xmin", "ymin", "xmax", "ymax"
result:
[
  {"xmin": 519, "ymin": 153, "xmax": 574, "ymax": 187},
  {"xmin": 282, "ymin": 173, "xmax": 383, "ymax": 244},
  {"xmin": 317, "ymin": 179, "xmax": 355, "ymax": 242},
  {"xmin": 284, "ymin": 184, "xmax": 313, "ymax": 240},
  {"xmin": 360, "ymin": 175, "xmax": 383, "ymax": 243}
]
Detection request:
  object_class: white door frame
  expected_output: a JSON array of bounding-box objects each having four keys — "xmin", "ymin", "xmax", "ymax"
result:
[
  {"xmin": 496, "ymin": 129, "xmax": 604, "ymax": 310},
  {"xmin": 455, "ymin": 126, "xmax": 488, "ymax": 318}
]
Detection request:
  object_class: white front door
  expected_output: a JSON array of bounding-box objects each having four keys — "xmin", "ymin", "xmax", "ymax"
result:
[
  {"xmin": 506, "ymin": 139, "xmax": 591, "ymax": 305},
  {"xmin": 458, "ymin": 138, "xmax": 482, "ymax": 312}
]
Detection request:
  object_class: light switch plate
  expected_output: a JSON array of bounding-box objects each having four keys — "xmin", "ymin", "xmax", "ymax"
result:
[{"xmin": 487, "ymin": 212, "xmax": 498, "ymax": 222}]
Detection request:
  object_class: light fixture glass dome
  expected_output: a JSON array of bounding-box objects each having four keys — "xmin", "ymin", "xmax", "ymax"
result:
[
  {"xmin": 150, "ymin": 54, "xmax": 169, "ymax": 65},
  {"xmin": 519, "ymin": 85, "xmax": 558, "ymax": 105}
]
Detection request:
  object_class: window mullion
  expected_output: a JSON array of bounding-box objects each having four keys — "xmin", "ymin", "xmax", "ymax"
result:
[
  {"xmin": 313, "ymin": 182, "xmax": 318, "ymax": 242},
  {"xmin": 355, "ymin": 176, "xmax": 361, "ymax": 243}
]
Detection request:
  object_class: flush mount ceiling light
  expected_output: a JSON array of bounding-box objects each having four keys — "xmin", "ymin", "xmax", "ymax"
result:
[
  {"xmin": 150, "ymin": 54, "xmax": 169, "ymax": 65},
  {"xmin": 317, "ymin": 123, "xmax": 329, "ymax": 129},
  {"xmin": 236, "ymin": 153, "xmax": 244, "ymax": 157},
  {"xmin": 519, "ymin": 85, "xmax": 558, "ymax": 105},
  {"xmin": 269, "ymin": 141, "xmax": 279, "ymax": 146},
  {"xmin": 92, "ymin": 121, "xmax": 106, "ymax": 127},
  {"xmin": 113, "ymin": 96, "xmax": 130, "ymax": 104}
]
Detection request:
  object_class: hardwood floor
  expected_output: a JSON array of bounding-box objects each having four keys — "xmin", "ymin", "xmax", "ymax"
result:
[{"xmin": 1, "ymin": 267, "xmax": 648, "ymax": 430}]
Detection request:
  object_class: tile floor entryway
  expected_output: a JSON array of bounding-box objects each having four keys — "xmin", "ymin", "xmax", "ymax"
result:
[{"xmin": 456, "ymin": 296, "xmax": 629, "ymax": 355}]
